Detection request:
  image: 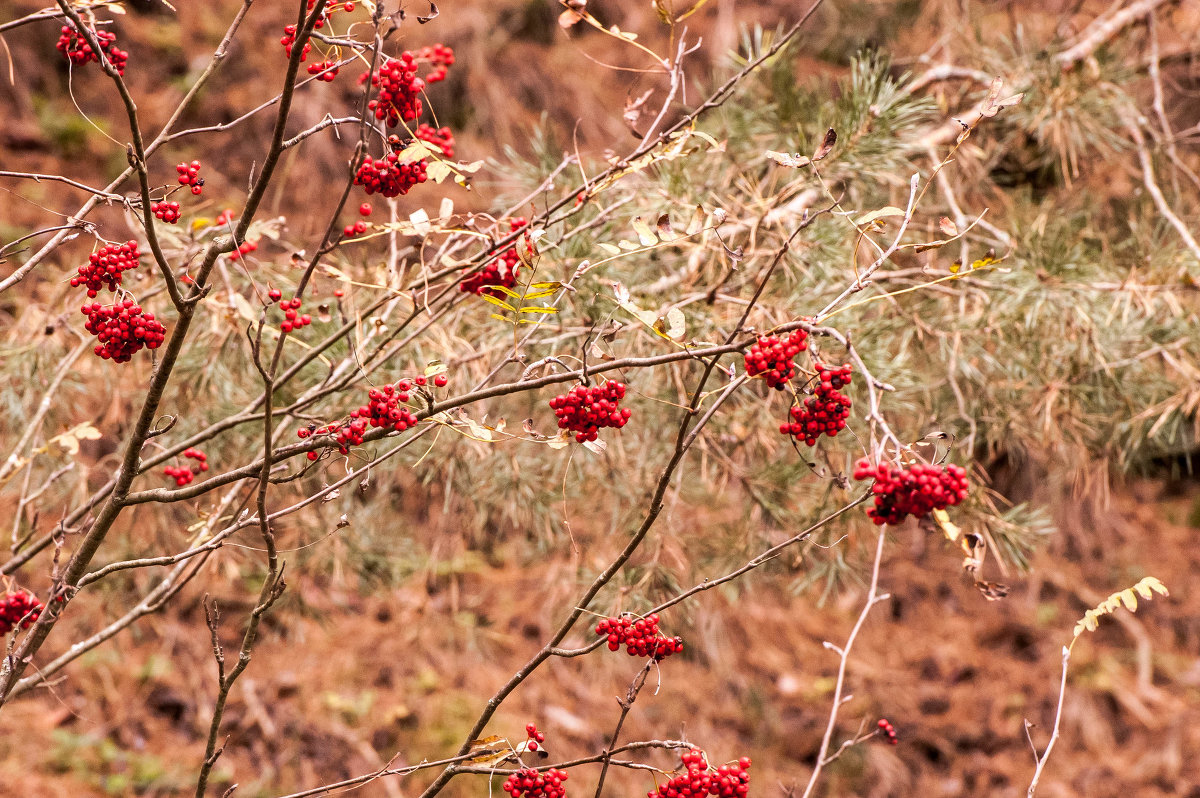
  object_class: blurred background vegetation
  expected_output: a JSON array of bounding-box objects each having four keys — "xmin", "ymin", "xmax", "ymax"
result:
[{"xmin": 1, "ymin": 0, "xmax": 1198, "ymax": 796}]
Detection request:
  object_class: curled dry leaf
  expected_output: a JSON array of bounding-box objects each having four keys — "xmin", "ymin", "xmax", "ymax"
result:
[
  {"xmin": 766, "ymin": 150, "xmax": 811, "ymax": 169},
  {"xmin": 623, "ymin": 89, "xmax": 655, "ymax": 136},
  {"xmin": 812, "ymin": 127, "xmax": 837, "ymax": 161},
  {"xmin": 417, "ymin": 1, "xmax": 439, "ymax": 23},
  {"xmin": 979, "ymin": 77, "xmax": 1024, "ymax": 118}
]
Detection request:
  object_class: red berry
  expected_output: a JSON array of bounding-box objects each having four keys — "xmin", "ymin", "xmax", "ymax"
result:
[
  {"xmin": 461, "ymin": 218, "xmax": 527, "ymax": 297},
  {"xmin": 853, "ymin": 461, "xmax": 968, "ymax": 525},
  {"xmin": 81, "ymin": 300, "xmax": 166, "ymax": 362},
  {"xmin": 70, "ymin": 240, "xmax": 141, "ymax": 297},
  {"xmin": 56, "ymin": 24, "xmax": 127, "ymax": 75},
  {"xmin": 780, "ymin": 362, "xmax": 852, "ymax": 447},
  {"xmin": 0, "ymin": 590, "xmax": 45, "ymax": 634},
  {"xmin": 549, "ymin": 380, "xmax": 630, "ymax": 443}
]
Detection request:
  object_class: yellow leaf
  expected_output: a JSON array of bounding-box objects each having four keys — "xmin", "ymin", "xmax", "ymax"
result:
[
  {"xmin": 231, "ymin": 292, "xmax": 259, "ymax": 324},
  {"xmin": 931, "ymin": 508, "xmax": 960, "ymax": 543},
  {"xmin": 426, "ymin": 160, "xmax": 452, "ymax": 184},
  {"xmin": 631, "ymin": 216, "xmax": 658, "ymax": 246},
  {"xmin": 854, "ymin": 206, "xmax": 906, "ymax": 226},
  {"xmin": 1072, "ymin": 577, "xmax": 1168, "ymax": 639},
  {"xmin": 51, "ymin": 422, "xmax": 102, "ymax": 456},
  {"xmin": 409, "ymin": 208, "xmax": 432, "ymax": 237},
  {"xmin": 478, "ymin": 293, "xmax": 515, "ymax": 312}
]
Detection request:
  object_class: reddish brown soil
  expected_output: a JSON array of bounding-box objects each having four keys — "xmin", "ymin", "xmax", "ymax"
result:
[{"xmin": 1, "ymin": 481, "xmax": 1196, "ymax": 797}]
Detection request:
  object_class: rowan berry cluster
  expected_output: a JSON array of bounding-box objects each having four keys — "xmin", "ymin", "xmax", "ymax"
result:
[
  {"xmin": 647, "ymin": 750, "xmax": 751, "ymax": 798},
  {"xmin": 307, "ymin": 59, "xmax": 339, "ymax": 81},
  {"xmin": 877, "ymin": 718, "xmax": 898, "ymax": 745},
  {"xmin": 548, "ymin": 381, "xmax": 631, "ymax": 443},
  {"xmin": 229, "ymin": 239, "xmax": 259, "ymax": 261},
  {"xmin": 416, "ymin": 44, "xmax": 455, "ymax": 83},
  {"xmin": 502, "ymin": 769, "xmax": 568, "ymax": 798},
  {"xmin": 176, "ymin": 160, "xmax": 204, "ymax": 195},
  {"xmin": 594, "ymin": 613, "xmax": 683, "ymax": 661},
  {"xmin": 284, "ymin": 0, "xmax": 358, "ymax": 61},
  {"xmin": 366, "ymin": 53, "xmax": 425, "ymax": 127},
  {"xmin": 460, "ymin": 218, "xmax": 528, "ymax": 297},
  {"xmin": 744, "ymin": 329, "xmax": 808, "ymax": 389},
  {"xmin": 151, "ymin": 201, "xmax": 181, "ymax": 224},
  {"xmin": 780, "ymin": 362, "xmax": 852, "ymax": 446},
  {"xmin": 0, "ymin": 591, "xmax": 43, "ymax": 635},
  {"xmin": 277, "ymin": 297, "xmax": 312, "ymax": 334},
  {"xmin": 56, "ymin": 24, "xmax": 128, "ymax": 75},
  {"xmin": 300, "ymin": 381, "xmax": 420, "ymax": 458},
  {"xmin": 71, "ymin": 240, "xmax": 140, "ymax": 297},
  {"xmin": 81, "ymin": 300, "xmax": 167, "ymax": 362},
  {"xmin": 164, "ymin": 448, "xmax": 208, "ymax": 486},
  {"xmin": 524, "ymin": 722, "xmax": 546, "ymax": 752},
  {"xmin": 415, "ymin": 123, "xmax": 455, "ymax": 158},
  {"xmin": 852, "ymin": 459, "xmax": 969, "ymax": 525},
  {"xmin": 280, "ymin": 24, "xmax": 312, "ymax": 61},
  {"xmin": 354, "ymin": 150, "xmax": 428, "ymax": 197},
  {"xmin": 343, "ymin": 220, "xmax": 369, "ymax": 238}
]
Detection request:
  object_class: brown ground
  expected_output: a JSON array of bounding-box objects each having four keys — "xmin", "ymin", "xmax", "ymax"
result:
[
  {"xmin": 1, "ymin": 479, "xmax": 1196, "ymax": 797},
  {"xmin": 1, "ymin": 0, "xmax": 1198, "ymax": 796}
]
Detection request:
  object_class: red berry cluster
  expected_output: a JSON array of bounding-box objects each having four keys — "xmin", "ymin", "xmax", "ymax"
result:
[
  {"xmin": 229, "ymin": 239, "xmax": 259, "ymax": 261},
  {"xmin": 460, "ymin": 218, "xmax": 528, "ymax": 297},
  {"xmin": 780, "ymin": 362, "xmax": 852, "ymax": 446},
  {"xmin": 71, "ymin": 240, "xmax": 140, "ymax": 297},
  {"xmin": 280, "ymin": 24, "xmax": 312, "ymax": 61},
  {"xmin": 852, "ymin": 459, "xmax": 969, "ymax": 525},
  {"xmin": 594, "ymin": 613, "xmax": 683, "ymax": 661},
  {"xmin": 215, "ymin": 209, "xmax": 235, "ymax": 227},
  {"xmin": 0, "ymin": 591, "xmax": 43, "ymax": 635},
  {"xmin": 647, "ymin": 750, "xmax": 750, "ymax": 798},
  {"xmin": 277, "ymin": 297, "xmax": 312, "ymax": 333},
  {"xmin": 354, "ymin": 150, "xmax": 428, "ymax": 197},
  {"xmin": 877, "ymin": 718, "xmax": 898, "ymax": 745},
  {"xmin": 744, "ymin": 329, "xmax": 808, "ymax": 389},
  {"xmin": 163, "ymin": 447, "xmax": 210, "ymax": 486},
  {"xmin": 176, "ymin": 160, "xmax": 204, "ymax": 195},
  {"xmin": 307, "ymin": 59, "xmax": 339, "ymax": 81},
  {"xmin": 524, "ymin": 722, "xmax": 546, "ymax": 752},
  {"xmin": 300, "ymin": 381, "xmax": 420, "ymax": 458},
  {"xmin": 81, "ymin": 300, "xmax": 167, "ymax": 362},
  {"xmin": 152, "ymin": 201, "xmax": 181, "ymax": 224},
  {"xmin": 416, "ymin": 43, "xmax": 455, "ymax": 83},
  {"xmin": 56, "ymin": 24, "xmax": 128, "ymax": 75},
  {"xmin": 502, "ymin": 769, "xmax": 568, "ymax": 798},
  {"xmin": 283, "ymin": 0, "xmax": 358, "ymax": 62},
  {"xmin": 343, "ymin": 219, "xmax": 369, "ymax": 238},
  {"xmin": 366, "ymin": 53, "xmax": 425, "ymax": 127},
  {"xmin": 415, "ymin": 123, "xmax": 455, "ymax": 158},
  {"xmin": 548, "ymin": 381, "xmax": 631, "ymax": 443}
]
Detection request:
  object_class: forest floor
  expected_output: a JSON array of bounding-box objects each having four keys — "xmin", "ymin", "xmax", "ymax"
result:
[
  {"xmin": 1, "ymin": 0, "xmax": 1198, "ymax": 795},
  {"xmin": 0, "ymin": 480, "xmax": 1197, "ymax": 797}
]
